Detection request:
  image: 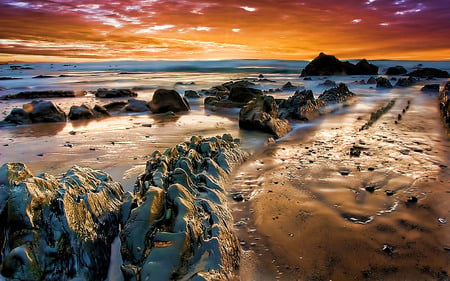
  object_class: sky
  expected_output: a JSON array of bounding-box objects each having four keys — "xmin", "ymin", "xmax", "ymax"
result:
[{"xmin": 0, "ymin": 0, "xmax": 449, "ymax": 62}]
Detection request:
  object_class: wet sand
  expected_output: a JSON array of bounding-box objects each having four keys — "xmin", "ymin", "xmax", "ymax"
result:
[{"xmin": 232, "ymin": 92, "xmax": 450, "ymax": 280}]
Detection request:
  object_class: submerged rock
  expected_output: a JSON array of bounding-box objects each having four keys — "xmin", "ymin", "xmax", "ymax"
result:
[
  {"xmin": 121, "ymin": 135, "xmax": 248, "ymax": 281},
  {"xmin": 184, "ymin": 90, "xmax": 202, "ymax": 99},
  {"xmin": 149, "ymin": 89, "xmax": 190, "ymax": 113},
  {"xmin": 239, "ymin": 95, "xmax": 291, "ymax": 138},
  {"xmin": 123, "ymin": 98, "xmax": 150, "ymax": 112},
  {"xmin": 0, "ymin": 163, "xmax": 124, "ymax": 281},
  {"xmin": 421, "ymin": 84, "xmax": 440, "ymax": 92}
]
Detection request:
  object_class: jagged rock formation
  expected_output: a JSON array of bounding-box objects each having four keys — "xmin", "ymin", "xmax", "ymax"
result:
[
  {"xmin": 121, "ymin": 135, "xmax": 248, "ymax": 280},
  {"xmin": 149, "ymin": 89, "xmax": 190, "ymax": 113},
  {"xmin": 239, "ymin": 95, "xmax": 291, "ymax": 138},
  {"xmin": 0, "ymin": 163, "xmax": 124, "ymax": 281},
  {"xmin": 300, "ymin": 53, "xmax": 378, "ymax": 76},
  {"xmin": 278, "ymin": 83, "xmax": 354, "ymax": 121},
  {"xmin": 439, "ymin": 81, "xmax": 450, "ymax": 127}
]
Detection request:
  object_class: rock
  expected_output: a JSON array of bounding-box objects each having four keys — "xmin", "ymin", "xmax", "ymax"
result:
[
  {"xmin": 149, "ymin": 89, "xmax": 190, "ymax": 113},
  {"xmin": 0, "ymin": 77, "xmax": 21, "ymax": 80},
  {"xmin": 94, "ymin": 88, "xmax": 138, "ymax": 98},
  {"xmin": 408, "ymin": 68, "xmax": 449, "ymax": 78},
  {"xmin": 184, "ymin": 90, "xmax": 201, "ymax": 98},
  {"xmin": 281, "ymin": 82, "xmax": 299, "ymax": 91},
  {"xmin": 1, "ymin": 90, "xmax": 77, "ymax": 100},
  {"xmin": 319, "ymin": 79, "xmax": 337, "ymax": 87},
  {"xmin": 69, "ymin": 104, "xmax": 110, "ymax": 120},
  {"xmin": 0, "ymin": 163, "xmax": 124, "ymax": 281},
  {"xmin": 395, "ymin": 76, "xmax": 417, "ymax": 87},
  {"xmin": 103, "ymin": 101, "xmax": 128, "ymax": 111},
  {"xmin": 439, "ymin": 81, "xmax": 450, "ymax": 127},
  {"xmin": 300, "ymin": 52, "xmax": 378, "ymax": 76},
  {"xmin": 232, "ymin": 194, "xmax": 244, "ymax": 201},
  {"xmin": 407, "ymin": 196, "xmax": 418, "ymax": 203},
  {"xmin": 200, "ymin": 85, "xmax": 229, "ymax": 97},
  {"xmin": 124, "ymin": 98, "xmax": 150, "ymax": 112},
  {"xmin": 1, "ymin": 108, "xmax": 31, "ymax": 126},
  {"xmin": 386, "ymin": 66, "xmax": 407, "ymax": 75},
  {"xmin": 421, "ymin": 84, "xmax": 440, "ymax": 92},
  {"xmin": 32, "ymin": 75, "xmax": 56, "ymax": 79},
  {"xmin": 25, "ymin": 100, "xmax": 67, "ymax": 123},
  {"xmin": 223, "ymin": 80, "xmax": 255, "ymax": 90},
  {"xmin": 122, "ymin": 135, "xmax": 247, "ymax": 281},
  {"xmin": 376, "ymin": 77, "xmax": 393, "ymax": 88},
  {"xmin": 317, "ymin": 83, "xmax": 355, "ymax": 104},
  {"xmin": 239, "ymin": 95, "xmax": 291, "ymax": 138},
  {"xmin": 229, "ymin": 86, "xmax": 264, "ymax": 104},
  {"xmin": 278, "ymin": 89, "xmax": 324, "ymax": 120},
  {"xmin": 367, "ymin": 77, "xmax": 377, "ymax": 84}
]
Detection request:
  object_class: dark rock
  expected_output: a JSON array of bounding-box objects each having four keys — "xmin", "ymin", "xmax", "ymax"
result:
[
  {"xmin": 365, "ymin": 185, "xmax": 376, "ymax": 192},
  {"xmin": 229, "ymin": 86, "xmax": 263, "ymax": 104},
  {"xmin": 32, "ymin": 75, "xmax": 56, "ymax": 79},
  {"xmin": 382, "ymin": 244, "xmax": 394, "ymax": 255},
  {"xmin": 122, "ymin": 135, "xmax": 247, "ymax": 281},
  {"xmin": 25, "ymin": 100, "xmax": 66, "ymax": 123},
  {"xmin": 1, "ymin": 108, "xmax": 31, "ymax": 126},
  {"xmin": 439, "ymin": 81, "xmax": 450, "ymax": 127},
  {"xmin": 149, "ymin": 89, "xmax": 190, "ymax": 113},
  {"xmin": 233, "ymin": 194, "xmax": 244, "ymax": 201},
  {"xmin": 407, "ymin": 196, "xmax": 418, "ymax": 203},
  {"xmin": 124, "ymin": 98, "xmax": 150, "ymax": 112},
  {"xmin": 184, "ymin": 90, "xmax": 201, "ymax": 98},
  {"xmin": 223, "ymin": 80, "xmax": 255, "ymax": 90},
  {"xmin": 0, "ymin": 163, "xmax": 124, "ymax": 281},
  {"xmin": 317, "ymin": 83, "xmax": 355, "ymax": 104},
  {"xmin": 421, "ymin": 84, "xmax": 440, "ymax": 92},
  {"xmin": 366, "ymin": 77, "xmax": 377, "ymax": 84},
  {"xmin": 300, "ymin": 52, "xmax": 378, "ymax": 76},
  {"xmin": 0, "ymin": 77, "xmax": 21, "ymax": 80},
  {"xmin": 1, "ymin": 90, "xmax": 76, "ymax": 100},
  {"xmin": 319, "ymin": 79, "xmax": 337, "ymax": 87},
  {"xmin": 350, "ymin": 145, "xmax": 362, "ymax": 157},
  {"xmin": 258, "ymin": 74, "xmax": 264, "ymax": 78},
  {"xmin": 386, "ymin": 66, "xmax": 407, "ymax": 75},
  {"xmin": 278, "ymin": 89, "xmax": 324, "ymax": 120},
  {"xmin": 94, "ymin": 88, "xmax": 138, "ymax": 98},
  {"xmin": 200, "ymin": 85, "xmax": 229, "ymax": 97},
  {"xmin": 408, "ymin": 68, "xmax": 449, "ymax": 78},
  {"xmin": 239, "ymin": 95, "xmax": 291, "ymax": 138},
  {"xmin": 69, "ymin": 104, "xmax": 109, "ymax": 120},
  {"xmin": 281, "ymin": 82, "xmax": 299, "ymax": 91},
  {"xmin": 376, "ymin": 77, "xmax": 393, "ymax": 88},
  {"xmin": 104, "ymin": 101, "xmax": 128, "ymax": 111},
  {"xmin": 395, "ymin": 76, "xmax": 417, "ymax": 87},
  {"xmin": 385, "ymin": 190, "xmax": 395, "ymax": 196},
  {"xmin": 303, "ymin": 77, "xmax": 312, "ymax": 81},
  {"xmin": 93, "ymin": 104, "xmax": 110, "ymax": 116}
]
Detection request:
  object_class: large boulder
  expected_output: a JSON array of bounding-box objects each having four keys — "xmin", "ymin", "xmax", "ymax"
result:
[
  {"xmin": 1, "ymin": 108, "xmax": 32, "ymax": 126},
  {"xmin": 0, "ymin": 163, "xmax": 124, "ymax": 281},
  {"xmin": 317, "ymin": 83, "xmax": 355, "ymax": 104},
  {"xmin": 149, "ymin": 89, "xmax": 190, "ymax": 113},
  {"xmin": 300, "ymin": 53, "xmax": 378, "ymax": 76},
  {"xmin": 229, "ymin": 86, "xmax": 263, "ymax": 104},
  {"xmin": 121, "ymin": 135, "xmax": 247, "ymax": 281},
  {"xmin": 278, "ymin": 90, "xmax": 324, "ymax": 120},
  {"xmin": 408, "ymin": 68, "xmax": 449, "ymax": 78},
  {"xmin": 239, "ymin": 95, "xmax": 291, "ymax": 138},
  {"xmin": 395, "ymin": 76, "xmax": 418, "ymax": 87},
  {"xmin": 25, "ymin": 100, "xmax": 67, "ymax": 123},
  {"xmin": 386, "ymin": 66, "xmax": 407, "ymax": 75},
  {"xmin": 94, "ymin": 88, "xmax": 138, "ymax": 98}
]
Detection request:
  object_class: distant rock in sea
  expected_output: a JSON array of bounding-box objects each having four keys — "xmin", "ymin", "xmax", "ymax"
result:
[
  {"xmin": 408, "ymin": 68, "xmax": 449, "ymax": 78},
  {"xmin": 300, "ymin": 52, "xmax": 378, "ymax": 76},
  {"xmin": 386, "ymin": 65, "xmax": 407, "ymax": 75}
]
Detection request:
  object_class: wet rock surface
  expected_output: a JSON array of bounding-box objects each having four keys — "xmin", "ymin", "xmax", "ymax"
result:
[
  {"xmin": 94, "ymin": 88, "xmax": 138, "ymax": 98},
  {"xmin": 121, "ymin": 135, "xmax": 248, "ymax": 281},
  {"xmin": 408, "ymin": 68, "xmax": 449, "ymax": 78},
  {"xmin": 149, "ymin": 89, "xmax": 190, "ymax": 113},
  {"xmin": 1, "ymin": 100, "xmax": 66, "ymax": 126},
  {"xmin": 69, "ymin": 104, "xmax": 110, "ymax": 120},
  {"xmin": 0, "ymin": 163, "xmax": 124, "ymax": 281},
  {"xmin": 1, "ymin": 90, "xmax": 77, "ymax": 100},
  {"xmin": 440, "ymin": 81, "xmax": 450, "ymax": 127},
  {"xmin": 386, "ymin": 65, "xmax": 407, "ymax": 75}
]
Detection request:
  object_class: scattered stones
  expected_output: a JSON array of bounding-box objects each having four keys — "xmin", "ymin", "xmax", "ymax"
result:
[
  {"xmin": 69, "ymin": 104, "xmax": 109, "ymax": 120},
  {"xmin": 360, "ymin": 99, "xmax": 396, "ymax": 130}
]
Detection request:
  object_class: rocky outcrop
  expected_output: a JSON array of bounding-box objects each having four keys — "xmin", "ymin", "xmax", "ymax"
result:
[
  {"xmin": 0, "ymin": 163, "xmax": 124, "ymax": 281},
  {"xmin": 184, "ymin": 90, "xmax": 201, "ymax": 99},
  {"xmin": 386, "ymin": 66, "xmax": 407, "ymax": 75},
  {"xmin": 229, "ymin": 86, "xmax": 263, "ymax": 104},
  {"xmin": 439, "ymin": 81, "xmax": 450, "ymax": 127},
  {"xmin": 278, "ymin": 90, "xmax": 325, "ymax": 120},
  {"xmin": 68, "ymin": 104, "xmax": 110, "ymax": 120},
  {"xmin": 1, "ymin": 100, "xmax": 66, "ymax": 126},
  {"xmin": 1, "ymin": 90, "xmax": 77, "ymax": 100},
  {"xmin": 408, "ymin": 68, "xmax": 449, "ymax": 78},
  {"xmin": 319, "ymin": 79, "xmax": 337, "ymax": 88},
  {"xmin": 203, "ymin": 81, "xmax": 263, "ymax": 108},
  {"xmin": 376, "ymin": 77, "xmax": 393, "ymax": 88},
  {"xmin": 300, "ymin": 53, "xmax": 378, "ymax": 76},
  {"xmin": 149, "ymin": 89, "xmax": 190, "ymax": 113},
  {"xmin": 94, "ymin": 88, "xmax": 138, "ymax": 98},
  {"xmin": 395, "ymin": 76, "xmax": 417, "ymax": 87},
  {"xmin": 239, "ymin": 95, "xmax": 291, "ymax": 138},
  {"xmin": 121, "ymin": 135, "xmax": 248, "ymax": 281},
  {"xmin": 317, "ymin": 83, "xmax": 355, "ymax": 104}
]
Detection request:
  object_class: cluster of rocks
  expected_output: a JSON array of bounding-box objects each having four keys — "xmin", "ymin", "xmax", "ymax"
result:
[
  {"xmin": 300, "ymin": 52, "xmax": 379, "ymax": 76},
  {"xmin": 0, "ymin": 135, "xmax": 248, "ymax": 281},
  {"xmin": 0, "ymin": 89, "xmax": 190, "ymax": 127},
  {"xmin": 440, "ymin": 81, "xmax": 450, "ymax": 127}
]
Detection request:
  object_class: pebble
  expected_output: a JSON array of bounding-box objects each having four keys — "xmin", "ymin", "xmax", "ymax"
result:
[
  {"xmin": 382, "ymin": 244, "xmax": 394, "ymax": 254},
  {"xmin": 64, "ymin": 143, "xmax": 73, "ymax": 148},
  {"xmin": 385, "ymin": 190, "xmax": 395, "ymax": 196},
  {"xmin": 142, "ymin": 124, "xmax": 152, "ymax": 127},
  {"xmin": 37, "ymin": 153, "xmax": 44, "ymax": 157},
  {"xmin": 407, "ymin": 196, "xmax": 418, "ymax": 203},
  {"xmin": 365, "ymin": 185, "xmax": 376, "ymax": 192},
  {"xmin": 69, "ymin": 131, "xmax": 76, "ymax": 135},
  {"xmin": 438, "ymin": 218, "xmax": 447, "ymax": 224},
  {"xmin": 232, "ymin": 194, "xmax": 244, "ymax": 202},
  {"xmin": 339, "ymin": 170, "xmax": 350, "ymax": 176}
]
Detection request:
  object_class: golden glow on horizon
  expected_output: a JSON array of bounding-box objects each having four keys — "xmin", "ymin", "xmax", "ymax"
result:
[{"xmin": 0, "ymin": 0, "xmax": 449, "ymax": 62}]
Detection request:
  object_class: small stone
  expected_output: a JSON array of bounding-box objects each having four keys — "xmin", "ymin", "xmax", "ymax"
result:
[
  {"xmin": 365, "ymin": 185, "xmax": 376, "ymax": 192},
  {"xmin": 382, "ymin": 244, "xmax": 394, "ymax": 254},
  {"xmin": 289, "ymin": 233, "xmax": 294, "ymax": 237},
  {"xmin": 142, "ymin": 123, "xmax": 152, "ymax": 127},
  {"xmin": 69, "ymin": 131, "xmax": 77, "ymax": 135},
  {"xmin": 250, "ymin": 243, "xmax": 257, "ymax": 247},
  {"xmin": 438, "ymin": 218, "xmax": 447, "ymax": 224},
  {"xmin": 232, "ymin": 194, "xmax": 244, "ymax": 202},
  {"xmin": 64, "ymin": 143, "xmax": 73, "ymax": 148},
  {"xmin": 3, "ymin": 144, "xmax": 8, "ymax": 146},
  {"xmin": 339, "ymin": 170, "xmax": 350, "ymax": 176},
  {"xmin": 37, "ymin": 153, "xmax": 44, "ymax": 157},
  {"xmin": 407, "ymin": 196, "xmax": 418, "ymax": 203},
  {"xmin": 89, "ymin": 148, "xmax": 96, "ymax": 151},
  {"xmin": 368, "ymin": 167, "xmax": 375, "ymax": 171},
  {"xmin": 385, "ymin": 190, "xmax": 395, "ymax": 196},
  {"xmin": 400, "ymin": 150, "xmax": 410, "ymax": 155}
]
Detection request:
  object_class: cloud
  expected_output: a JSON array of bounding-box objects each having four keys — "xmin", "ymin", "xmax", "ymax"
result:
[
  {"xmin": 137, "ymin": 25, "xmax": 175, "ymax": 33},
  {"xmin": 240, "ymin": 6, "xmax": 257, "ymax": 12}
]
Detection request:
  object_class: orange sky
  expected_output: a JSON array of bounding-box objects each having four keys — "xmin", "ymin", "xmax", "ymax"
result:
[{"xmin": 0, "ymin": 0, "xmax": 449, "ymax": 62}]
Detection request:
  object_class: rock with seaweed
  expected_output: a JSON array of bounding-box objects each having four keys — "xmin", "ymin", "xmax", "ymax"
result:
[{"xmin": 121, "ymin": 135, "xmax": 248, "ymax": 281}]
